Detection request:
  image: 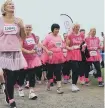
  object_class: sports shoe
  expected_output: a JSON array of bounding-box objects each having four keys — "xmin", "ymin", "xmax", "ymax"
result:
[
  {"xmin": 10, "ymin": 101, "xmax": 17, "ymax": 108},
  {"xmin": 18, "ymin": 89, "xmax": 24, "ymax": 97},
  {"xmin": 57, "ymin": 87, "xmax": 64, "ymax": 94},
  {"xmin": 71, "ymin": 84, "xmax": 79, "ymax": 92},
  {"xmin": 25, "ymin": 84, "xmax": 29, "ymax": 89},
  {"xmin": 98, "ymin": 82, "xmax": 104, "ymax": 87},
  {"xmin": 29, "ymin": 90, "xmax": 37, "ymax": 100},
  {"xmin": 75, "ymin": 85, "xmax": 80, "ymax": 91}
]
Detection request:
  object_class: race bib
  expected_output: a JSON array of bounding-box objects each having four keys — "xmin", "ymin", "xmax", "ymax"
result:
[
  {"xmin": 73, "ymin": 45, "xmax": 80, "ymax": 49},
  {"xmin": 56, "ymin": 42, "xmax": 62, "ymax": 47},
  {"xmin": 4, "ymin": 25, "xmax": 17, "ymax": 34},
  {"xmin": 90, "ymin": 51, "xmax": 97, "ymax": 56},
  {"xmin": 26, "ymin": 38, "xmax": 35, "ymax": 45}
]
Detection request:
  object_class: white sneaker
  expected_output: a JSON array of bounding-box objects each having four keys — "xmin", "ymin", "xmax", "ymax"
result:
[
  {"xmin": 71, "ymin": 84, "xmax": 79, "ymax": 92},
  {"xmin": 75, "ymin": 85, "xmax": 80, "ymax": 91},
  {"xmin": 29, "ymin": 90, "xmax": 37, "ymax": 100},
  {"xmin": 57, "ymin": 87, "xmax": 64, "ymax": 94},
  {"xmin": 18, "ymin": 89, "xmax": 24, "ymax": 97}
]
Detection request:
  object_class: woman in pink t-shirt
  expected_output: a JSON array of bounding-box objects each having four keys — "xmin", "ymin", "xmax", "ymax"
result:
[
  {"xmin": 85, "ymin": 28, "xmax": 104, "ymax": 87},
  {"xmin": 42, "ymin": 24, "xmax": 64, "ymax": 94},
  {"xmin": 19, "ymin": 25, "xmax": 42, "ymax": 99},
  {"xmin": 66, "ymin": 24, "xmax": 84, "ymax": 92}
]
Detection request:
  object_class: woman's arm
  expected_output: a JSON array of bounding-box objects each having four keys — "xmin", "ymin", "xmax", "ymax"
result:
[
  {"xmin": 16, "ymin": 18, "xmax": 26, "ymax": 39},
  {"xmin": 39, "ymin": 43, "xmax": 49, "ymax": 53},
  {"xmin": 20, "ymin": 27, "xmax": 26, "ymax": 39},
  {"xmin": 66, "ymin": 37, "xmax": 73, "ymax": 50}
]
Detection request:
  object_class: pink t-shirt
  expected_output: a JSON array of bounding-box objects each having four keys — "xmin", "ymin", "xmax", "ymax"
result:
[
  {"xmin": 85, "ymin": 36, "xmax": 100, "ymax": 50},
  {"xmin": 22, "ymin": 34, "xmax": 36, "ymax": 59},
  {"xmin": 42, "ymin": 33, "xmax": 64, "ymax": 64},
  {"xmin": 85, "ymin": 36, "xmax": 101, "ymax": 61},
  {"xmin": 43, "ymin": 33, "xmax": 63, "ymax": 52},
  {"xmin": 67, "ymin": 32, "xmax": 84, "ymax": 61},
  {"xmin": 0, "ymin": 17, "xmax": 21, "ymax": 51},
  {"xmin": 68, "ymin": 32, "xmax": 84, "ymax": 47}
]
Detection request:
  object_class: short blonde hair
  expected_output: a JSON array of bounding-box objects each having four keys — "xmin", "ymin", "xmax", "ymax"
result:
[
  {"xmin": 1, "ymin": 0, "xmax": 12, "ymax": 16},
  {"xmin": 90, "ymin": 28, "xmax": 96, "ymax": 32},
  {"xmin": 72, "ymin": 24, "xmax": 80, "ymax": 30},
  {"xmin": 89, "ymin": 28, "xmax": 96, "ymax": 36}
]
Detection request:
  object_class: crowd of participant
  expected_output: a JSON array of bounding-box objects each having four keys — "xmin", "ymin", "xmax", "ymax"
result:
[{"xmin": 0, "ymin": 0, "xmax": 104, "ymax": 108}]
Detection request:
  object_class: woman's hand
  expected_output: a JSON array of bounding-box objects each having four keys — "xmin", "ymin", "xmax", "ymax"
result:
[
  {"xmin": 16, "ymin": 18, "xmax": 24, "ymax": 28},
  {"xmin": 28, "ymin": 50, "xmax": 36, "ymax": 54},
  {"xmin": 47, "ymin": 50, "xmax": 53, "ymax": 56}
]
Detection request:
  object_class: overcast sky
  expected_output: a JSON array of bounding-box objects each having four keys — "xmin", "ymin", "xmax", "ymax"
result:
[{"xmin": 0, "ymin": 0, "xmax": 104, "ymax": 40}]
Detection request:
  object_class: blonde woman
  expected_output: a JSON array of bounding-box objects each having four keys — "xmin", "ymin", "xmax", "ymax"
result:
[
  {"xmin": 66, "ymin": 24, "xmax": 85, "ymax": 92},
  {"xmin": 0, "ymin": 0, "xmax": 26, "ymax": 108},
  {"xmin": 85, "ymin": 28, "xmax": 104, "ymax": 86}
]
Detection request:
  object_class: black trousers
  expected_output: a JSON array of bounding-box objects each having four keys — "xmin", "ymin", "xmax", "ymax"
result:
[
  {"xmin": 101, "ymin": 61, "xmax": 104, "ymax": 68},
  {"xmin": 47, "ymin": 64, "xmax": 62, "ymax": 81},
  {"xmin": 79, "ymin": 61, "xmax": 87, "ymax": 77},
  {"xmin": 3, "ymin": 69, "xmax": 22, "ymax": 100},
  {"xmin": 70, "ymin": 61, "xmax": 81, "ymax": 84},
  {"xmin": 35, "ymin": 66, "xmax": 42, "ymax": 81},
  {"xmin": 85, "ymin": 61, "xmax": 102, "ymax": 78},
  {"xmin": 42, "ymin": 64, "xmax": 48, "ymax": 72},
  {"xmin": 18, "ymin": 67, "xmax": 41, "ymax": 87},
  {"xmin": 62, "ymin": 61, "xmax": 71, "ymax": 77}
]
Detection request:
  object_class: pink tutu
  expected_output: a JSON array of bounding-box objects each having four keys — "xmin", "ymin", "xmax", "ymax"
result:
[
  {"xmin": 25, "ymin": 56, "xmax": 42, "ymax": 69},
  {"xmin": 49, "ymin": 52, "xmax": 65, "ymax": 64},
  {"xmin": 41, "ymin": 52, "xmax": 49, "ymax": 64},
  {"xmin": 66, "ymin": 51, "xmax": 72, "ymax": 61},
  {"xmin": 20, "ymin": 52, "xmax": 28, "ymax": 69},
  {"xmin": 70, "ymin": 50, "xmax": 82, "ymax": 61},
  {"xmin": 0, "ymin": 51, "xmax": 27, "ymax": 71},
  {"xmin": 86, "ymin": 51, "xmax": 101, "ymax": 62}
]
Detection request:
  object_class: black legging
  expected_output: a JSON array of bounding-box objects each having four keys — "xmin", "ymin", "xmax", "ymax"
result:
[
  {"xmin": 18, "ymin": 68, "xmax": 37, "ymax": 87},
  {"xmin": 35, "ymin": 66, "xmax": 42, "ymax": 81},
  {"xmin": 85, "ymin": 61, "xmax": 102, "ymax": 78},
  {"xmin": 47, "ymin": 64, "xmax": 62, "ymax": 81},
  {"xmin": 62, "ymin": 61, "xmax": 71, "ymax": 78},
  {"xmin": 71, "ymin": 61, "xmax": 81, "ymax": 84},
  {"xmin": 3, "ymin": 69, "xmax": 21, "ymax": 100},
  {"xmin": 79, "ymin": 61, "xmax": 87, "ymax": 77},
  {"xmin": 42, "ymin": 64, "xmax": 48, "ymax": 72}
]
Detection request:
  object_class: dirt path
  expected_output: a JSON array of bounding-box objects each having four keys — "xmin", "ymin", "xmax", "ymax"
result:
[{"xmin": 0, "ymin": 83, "xmax": 104, "ymax": 108}]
